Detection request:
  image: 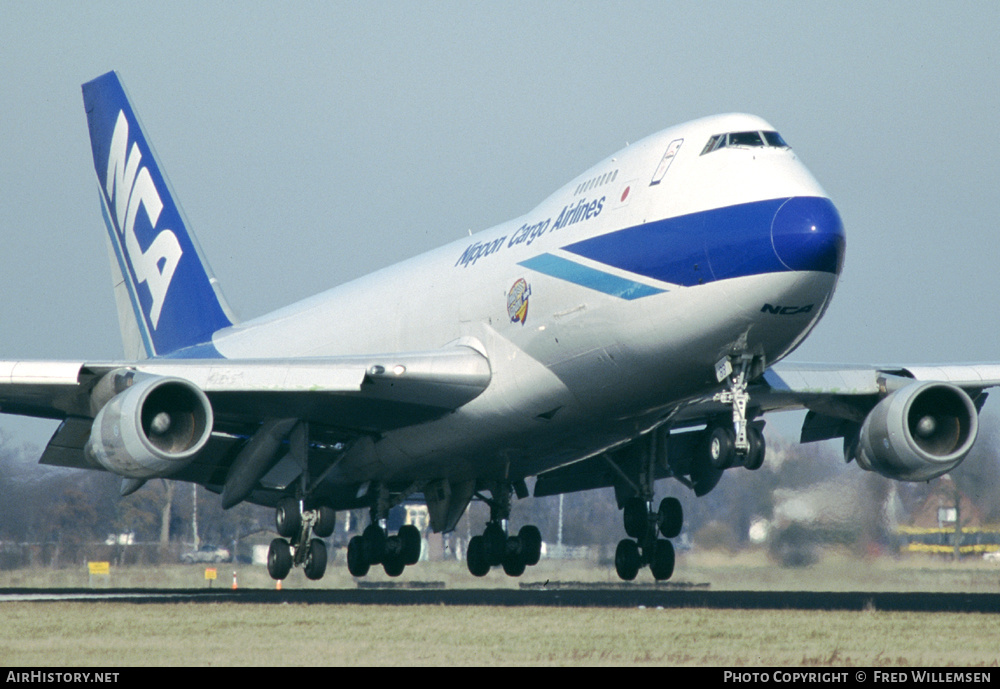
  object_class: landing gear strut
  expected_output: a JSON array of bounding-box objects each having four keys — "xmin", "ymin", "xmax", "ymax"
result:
[
  {"xmin": 613, "ymin": 430, "xmax": 684, "ymax": 581},
  {"xmin": 466, "ymin": 482, "xmax": 542, "ymax": 578},
  {"xmin": 265, "ymin": 421, "xmax": 338, "ymax": 581}
]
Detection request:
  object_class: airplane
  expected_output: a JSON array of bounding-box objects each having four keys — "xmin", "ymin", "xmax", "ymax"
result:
[{"xmin": 2, "ymin": 70, "xmax": 997, "ymax": 582}]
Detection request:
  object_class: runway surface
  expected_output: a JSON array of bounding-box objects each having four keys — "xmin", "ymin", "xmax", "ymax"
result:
[{"xmin": 2, "ymin": 586, "xmax": 998, "ymax": 612}]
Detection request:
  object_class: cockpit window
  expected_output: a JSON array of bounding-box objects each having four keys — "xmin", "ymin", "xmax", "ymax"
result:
[
  {"xmin": 701, "ymin": 130, "xmax": 791, "ymax": 155},
  {"xmin": 728, "ymin": 131, "xmax": 764, "ymax": 147},
  {"xmin": 762, "ymin": 130, "xmax": 788, "ymax": 147}
]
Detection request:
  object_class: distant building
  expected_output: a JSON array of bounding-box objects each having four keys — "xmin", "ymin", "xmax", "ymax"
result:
[{"xmin": 896, "ymin": 476, "xmax": 1000, "ymax": 557}]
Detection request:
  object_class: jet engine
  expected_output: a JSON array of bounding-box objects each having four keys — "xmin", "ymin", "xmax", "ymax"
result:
[
  {"xmin": 853, "ymin": 381, "xmax": 978, "ymax": 482},
  {"xmin": 85, "ymin": 373, "xmax": 213, "ymax": 479}
]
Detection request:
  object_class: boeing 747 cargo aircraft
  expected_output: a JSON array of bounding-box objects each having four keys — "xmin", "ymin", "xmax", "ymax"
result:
[{"xmin": 2, "ymin": 72, "xmax": 995, "ymax": 581}]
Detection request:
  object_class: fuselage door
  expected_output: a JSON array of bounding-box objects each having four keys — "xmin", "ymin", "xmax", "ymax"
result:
[{"xmin": 650, "ymin": 138, "xmax": 683, "ymax": 186}]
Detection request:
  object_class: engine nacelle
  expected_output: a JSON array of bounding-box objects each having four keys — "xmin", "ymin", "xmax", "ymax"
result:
[
  {"xmin": 85, "ymin": 373, "xmax": 213, "ymax": 479},
  {"xmin": 854, "ymin": 381, "xmax": 978, "ymax": 482}
]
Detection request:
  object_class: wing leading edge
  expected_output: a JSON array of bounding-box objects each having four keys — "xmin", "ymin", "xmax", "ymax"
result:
[{"xmin": 0, "ymin": 344, "xmax": 491, "ymax": 475}]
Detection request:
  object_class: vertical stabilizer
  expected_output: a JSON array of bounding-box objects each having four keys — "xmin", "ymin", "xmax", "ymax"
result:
[{"xmin": 82, "ymin": 71, "xmax": 236, "ymax": 358}]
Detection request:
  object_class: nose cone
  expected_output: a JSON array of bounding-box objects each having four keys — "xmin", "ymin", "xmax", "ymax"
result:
[{"xmin": 771, "ymin": 197, "xmax": 845, "ymax": 275}]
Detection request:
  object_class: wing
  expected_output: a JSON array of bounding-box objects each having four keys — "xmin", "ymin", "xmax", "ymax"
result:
[
  {"xmin": 535, "ymin": 361, "xmax": 998, "ymax": 500},
  {"xmin": 0, "ymin": 344, "xmax": 490, "ymax": 504}
]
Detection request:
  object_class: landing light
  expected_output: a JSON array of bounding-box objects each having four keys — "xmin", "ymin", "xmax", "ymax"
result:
[{"xmin": 393, "ymin": 365, "xmax": 406, "ymax": 376}]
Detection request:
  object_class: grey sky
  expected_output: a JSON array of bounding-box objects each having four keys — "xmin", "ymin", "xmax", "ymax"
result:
[{"xmin": 2, "ymin": 1, "xmax": 999, "ymax": 447}]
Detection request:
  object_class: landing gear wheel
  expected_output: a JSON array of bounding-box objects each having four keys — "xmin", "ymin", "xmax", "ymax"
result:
[
  {"xmin": 347, "ymin": 535, "xmax": 370, "ymax": 577},
  {"xmin": 399, "ymin": 524, "xmax": 422, "ymax": 565},
  {"xmin": 483, "ymin": 522, "xmax": 506, "ymax": 567},
  {"xmin": 303, "ymin": 538, "xmax": 328, "ymax": 580},
  {"xmin": 502, "ymin": 539, "xmax": 526, "ymax": 577},
  {"xmin": 657, "ymin": 497, "xmax": 683, "ymax": 539},
  {"xmin": 275, "ymin": 498, "xmax": 302, "ymax": 539},
  {"xmin": 708, "ymin": 425, "xmax": 736, "ymax": 470},
  {"xmin": 313, "ymin": 506, "xmax": 336, "ymax": 538},
  {"xmin": 623, "ymin": 497, "xmax": 651, "ymax": 539},
  {"xmin": 467, "ymin": 535, "xmax": 490, "ymax": 577},
  {"xmin": 363, "ymin": 523, "xmax": 386, "ymax": 565},
  {"xmin": 615, "ymin": 539, "xmax": 641, "ymax": 581},
  {"xmin": 382, "ymin": 535, "xmax": 406, "ymax": 576},
  {"xmin": 745, "ymin": 426, "xmax": 766, "ymax": 470},
  {"xmin": 518, "ymin": 525, "xmax": 542, "ymax": 566},
  {"xmin": 267, "ymin": 538, "xmax": 292, "ymax": 580},
  {"xmin": 649, "ymin": 538, "xmax": 675, "ymax": 581}
]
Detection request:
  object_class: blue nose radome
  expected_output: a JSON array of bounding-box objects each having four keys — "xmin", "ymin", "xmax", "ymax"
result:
[{"xmin": 770, "ymin": 197, "xmax": 845, "ymax": 275}]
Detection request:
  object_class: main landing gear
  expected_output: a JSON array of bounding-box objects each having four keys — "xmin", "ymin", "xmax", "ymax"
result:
[
  {"xmin": 345, "ymin": 483, "xmax": 424, "ymax": 577},
  {"xmin": 610, "ymin": 428, "xmax": 685, "ymax": 581},
  {"xmin": 264, "ymin": 420, "xmax": 345, "ymax": 581},
  {"xmin": 615, "ymin": 496, "xmax": 683, "ymax": 581},
  {"xmin": 466, "ymin": 483, "xmax": 542, "ymax": 578},
  {"xmin": 346, "ymin": 520, "xmax": 422, "ymax": 577},
  {"xmin": 267, "ymin": 498, "xmax": 336, "ymax": 581}
]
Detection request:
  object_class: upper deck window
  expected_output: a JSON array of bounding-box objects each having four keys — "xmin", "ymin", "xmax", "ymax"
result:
[{"xmin": 701, "ymin": 130, "xmax": 790, "ymax": 155}]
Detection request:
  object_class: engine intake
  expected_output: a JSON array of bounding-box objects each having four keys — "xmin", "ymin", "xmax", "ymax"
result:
[
  {"xmin": 854, "ymin": 381, "xmax": 977, "ymax": 482},
  {"xmin": 85, "ymin": 373, "xmax": 213, "ymax": 479}
]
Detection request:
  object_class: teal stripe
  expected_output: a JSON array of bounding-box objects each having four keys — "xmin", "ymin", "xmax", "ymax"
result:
[{"xmin": 519, "ymin": 253, "xmax": 665, "ymax": 300}]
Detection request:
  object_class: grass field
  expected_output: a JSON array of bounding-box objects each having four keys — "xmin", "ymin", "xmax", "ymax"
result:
[
  {"xmin": 2, "ymin": 550, "xmax": 999, "ymax": 666},
  {"xmin": 2, "ymin": 603, "xmax": 998, "ymax": 666}
]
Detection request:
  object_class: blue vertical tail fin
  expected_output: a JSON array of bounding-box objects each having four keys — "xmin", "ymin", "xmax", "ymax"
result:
[{"xmin": 82, "ymin": 71, "xmax": 236, "ymax": 359}]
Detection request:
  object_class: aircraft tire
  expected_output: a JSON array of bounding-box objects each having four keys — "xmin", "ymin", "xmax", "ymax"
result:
[
  {"xmin": 267, "ymin": 538, "xmax": 292, "ymax": 580},
  {"xmin": 363, "ymin": 524, "xmax": 386, "ymax": 565},
  {"xmin": 275, "ymin": 498, "xmax": 301, "ymax": 539},
  {"xmin": 745, "ymin": 426, "xmax": 766, "ymax": 470},
  {"xmin": 347, "ymin": 536, "xmax": 370, "ymax": 577},
  {"xmin": 303, "ymin": 538, "xmax": 328, "ymax": 580},
  {"xmin": 502, "ymin": 544, "xmax": 526, "ymax": 577},
  {"xmin": 382, "ymin": 554, "xmax": 405, "ymax": 577},
  {"xmin": 313, "ymin": 506, "xmax": 336, "ymax": 538},
  {"xmin": 519, "ymin": 525, "xmax": 542, "ymax": 566},
  {"xmin": 708, "ymin": 425, "xmax": 736, "ymax": 470},
  {"xmin": 615, "ymin": 539, "xmax": 640, "ymax": 581},
  {"xmin": 483, "ymin": 522, "xmax": 506, "ymax": 567},
  {"xmin": 657, "ymin": 497, "xmax": 683, "ymax": 539},
  {"xmin": 381, "ymin": 535, "xmax": 405, "ymax": 576},
  {"xmin": 399, "ymin": 524, "xmax": 422, "ymax": 565},
  {"xmin": 649, "ymin": 538, "xmax": 675, "ymax": 581},
  {"xmin": 623, "ymin": 497, "xmax": 650, "ymax": 539},
  {"xmin": 467, "ymin": 535, "xmax": 490, "ymax": 577}
]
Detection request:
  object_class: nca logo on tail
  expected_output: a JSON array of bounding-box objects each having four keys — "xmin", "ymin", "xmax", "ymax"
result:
[{"xmin": 104, "ymin": 110, "xmax": 182, "ymax": 329}]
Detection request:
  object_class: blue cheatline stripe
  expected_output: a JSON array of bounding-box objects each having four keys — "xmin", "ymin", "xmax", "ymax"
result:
[
  {"xmin": 518, "ymin": 253, "xmax": 666, "ymax": 300},
  {"xmin": 562, "ymin": 197, "xmax": 844, "ymax": 287}
]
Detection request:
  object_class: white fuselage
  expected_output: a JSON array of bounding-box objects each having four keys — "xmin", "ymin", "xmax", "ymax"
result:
[{"xmin": 208, "ymin": 114, "xmax": 844, "ymax": 485}]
